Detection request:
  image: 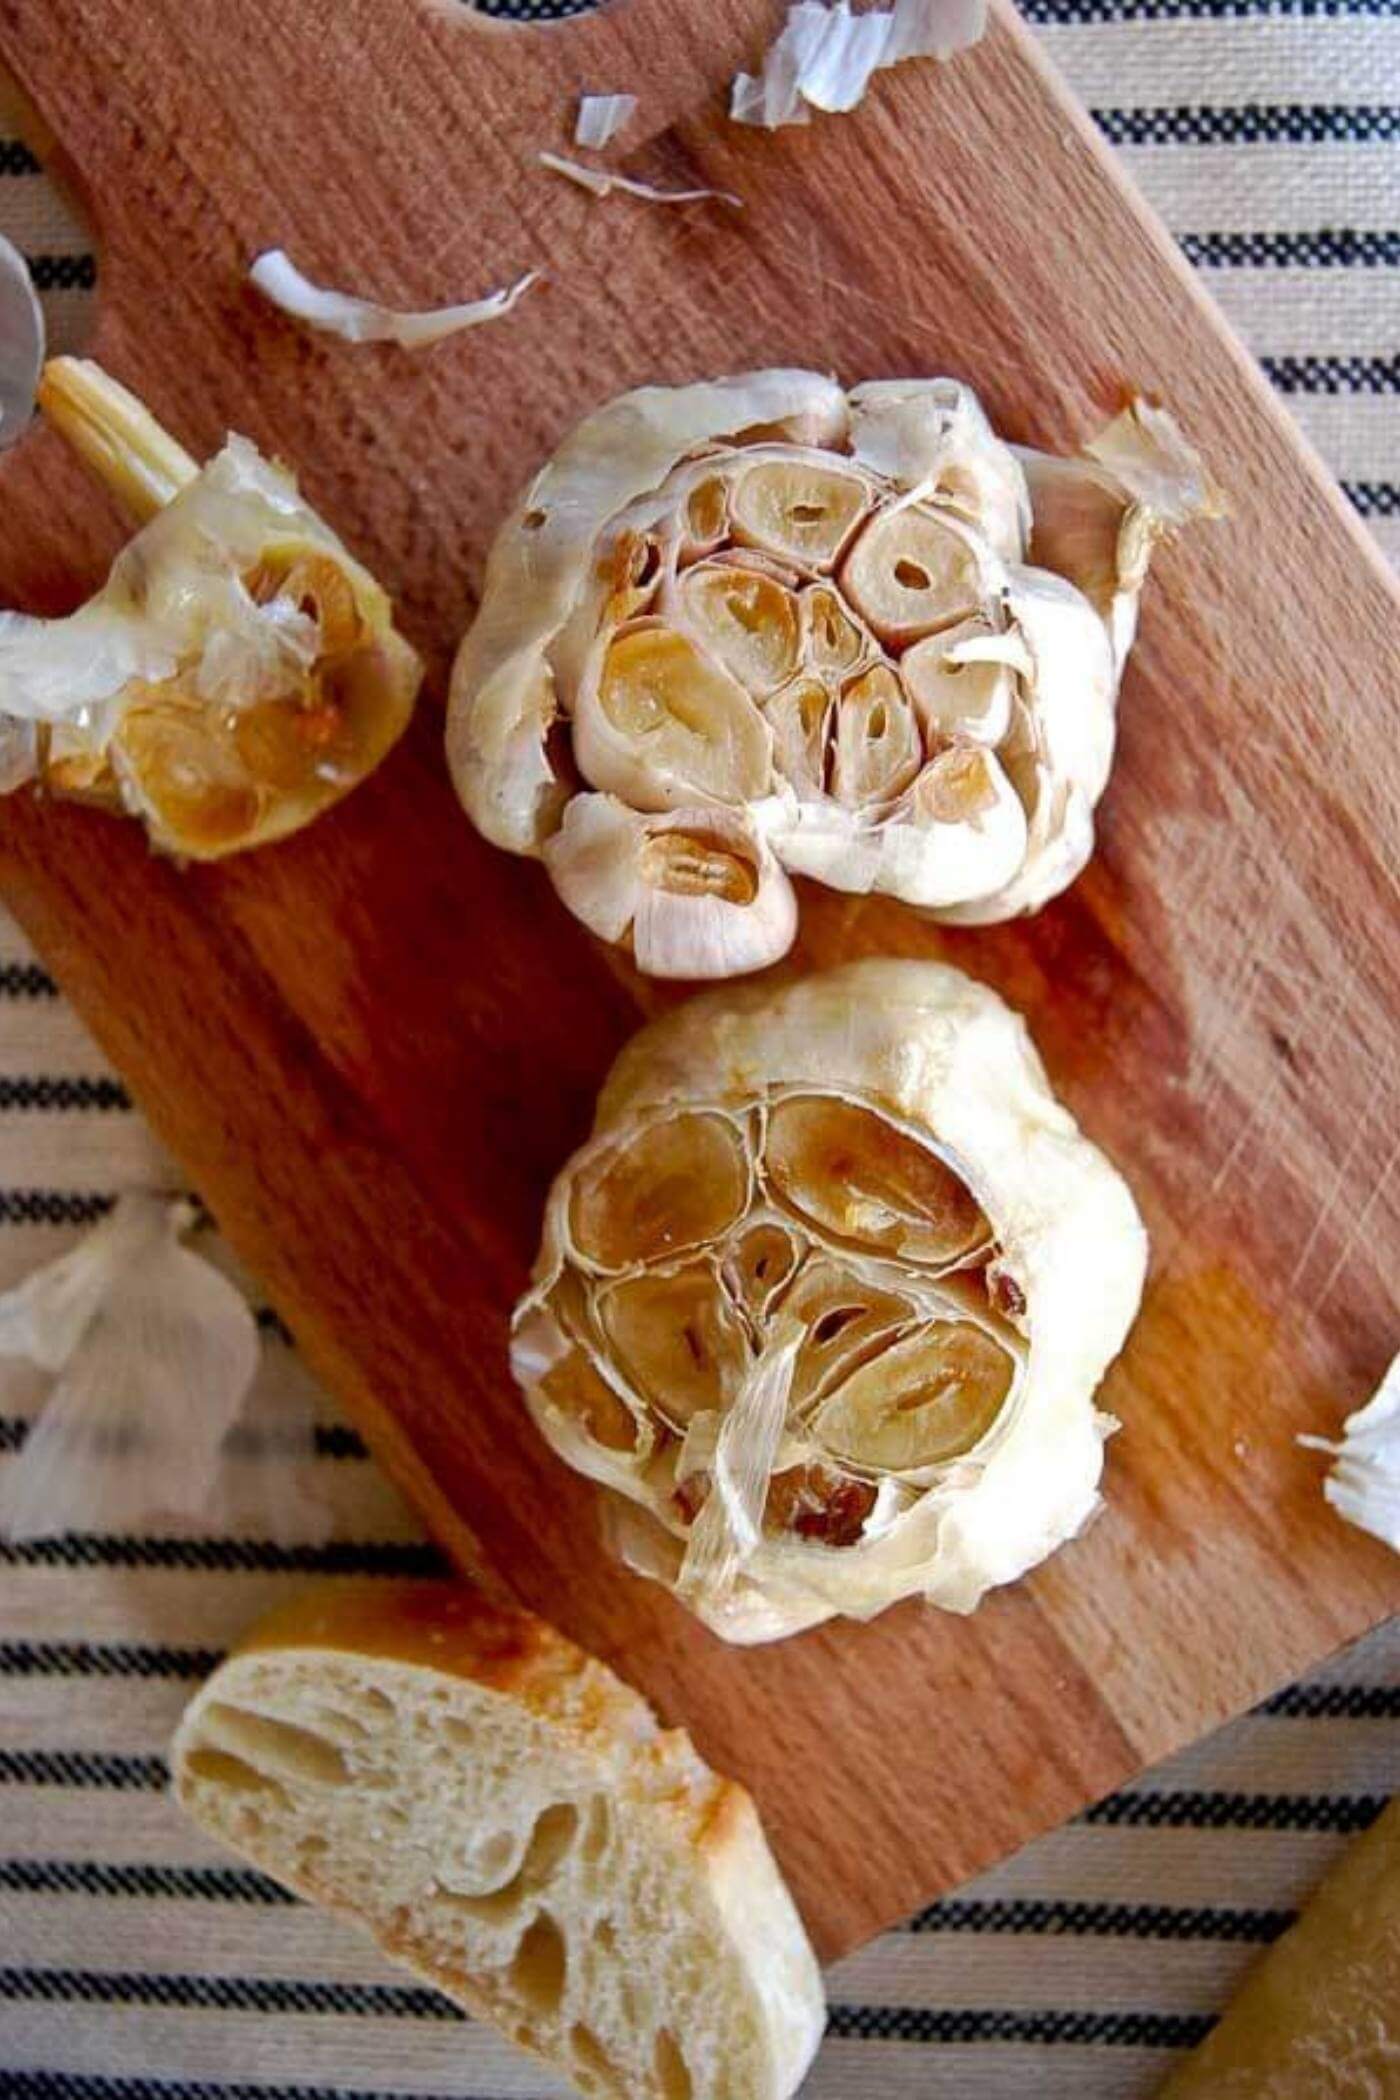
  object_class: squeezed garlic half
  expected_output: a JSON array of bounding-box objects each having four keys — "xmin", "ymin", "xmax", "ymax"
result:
[
  {"xmin": 449, "ymin": 370, "xmax": 1215, "ymax": 975},
  {"xmin": 512, "ymin": 958, "xmax": 1148, "ymax": 1642},
  {"xmin": 0, "ymin": 358, "xmax": 421, "ymax": 858}
]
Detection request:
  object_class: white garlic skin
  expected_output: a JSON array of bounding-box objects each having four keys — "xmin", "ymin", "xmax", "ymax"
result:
[
  {"xmin": 512, "ymin": 958, "xmax": 1148, "ymax": 1643},
  {"xmin": 449, "ymin": 371, "xmax": 1212, "ymax": 975}
]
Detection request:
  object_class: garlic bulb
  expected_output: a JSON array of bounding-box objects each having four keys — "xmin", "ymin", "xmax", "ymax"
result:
[
  {"xmin": 449, "ymin": 370, "xmax": 1215, "ymax": 975},
  {"xmin": 0, "ymin": 358, "xmax": 421, "ymax": 858},
  {"xmin": 511, "ymin": 958, "xmax": 1147, "ymax": 1643}
]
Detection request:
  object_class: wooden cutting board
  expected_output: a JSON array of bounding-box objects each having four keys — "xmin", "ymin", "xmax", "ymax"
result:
[{"xmin": 1, "ymin": 0, "xmax": 1398, "ymax": 1963}]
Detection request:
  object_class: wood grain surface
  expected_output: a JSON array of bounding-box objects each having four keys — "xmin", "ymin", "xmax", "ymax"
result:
[{"xmin": 0, "ymin": 0, "xmax": 1397, "ymax": 1962}]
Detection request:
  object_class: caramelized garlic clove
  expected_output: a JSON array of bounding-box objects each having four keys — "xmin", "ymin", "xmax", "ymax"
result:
[
  {"xmin": 830, "ymin": 664, "xmax": 922, "ymax": 809},
  {"xmin": 574, "ymin": 623, "xmax": 773, "ymax": 809},
  {"xmin": 765, "ymin": 1094, "xmax": 990, "ymax": 1268},
  {"xmin": 810, "ymin": 1317, "xmax": 1016, "ymax": 1471},
  {"xmin": 721, "ymin": 1220, "xmax": 803, "ymax": 1327},
  {"xmin": 569, "ymin": 1109, "xmax": 750, "ymax": 1271},
  {"xmin": 730, "ymin": 457, "xmax": 871, "ymax": 568},
  {"xmin": 676, "ymin": 563, "xmax": 800, "ymax": 694},
  {"xmin": 764, "ymin": 1461, "xmax": 877, "ymax": 1545},
  {"xmin": 598, "ymin": 1263, "xmax": 751, "ymax": 1429},
  {"xmin": 839, "ymin": 504, "xmax": 983, "ymax": 644},
  {"xmin": 537, "ymin": 1344, "xmax": 645, "ymax": 1454},
  {"xmin": 783, "ymin": 1255, "xmax": 918, "ymax": 1413}
]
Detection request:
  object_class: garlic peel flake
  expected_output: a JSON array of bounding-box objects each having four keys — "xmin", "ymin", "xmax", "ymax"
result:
[
  {"xmin": 575, "ymin": 93, "xmax": 638, "ymax": 149},
  {"xmin": 1300, "ymin": 1354, "xmax": 1400, "ymax": 1553},
  {"xmin": 249, "ymin": 250, "xmax": 539, "ymax": 347},
  {"xmin": 512, "ymin": 959, "xmax": 1147, "ymax": 1643},
  {"xmin": 0, "ymin": 232, "xmax": 43, "ymax": 450},
  {"xmin": 730, "ymin": 0, "xmax": 987, "ymax": 130},
  {"xmin": 0, "ymin": 1194, "xmax": 260, "ymax": 1542},
  {"xmin": 538, "ymin": 152, "xmax": 741, "ymax": 210}
]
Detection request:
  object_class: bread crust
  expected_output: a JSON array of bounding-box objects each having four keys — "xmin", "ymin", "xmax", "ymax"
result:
[{"xmin": 173, "ymin": 1579, "xmax": 825, "ymax": 2100}]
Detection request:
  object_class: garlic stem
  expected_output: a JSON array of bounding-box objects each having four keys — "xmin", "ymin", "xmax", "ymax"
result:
[{"xmin": 37, "ymin": 355, "xmax": 199, "ymax": 522}]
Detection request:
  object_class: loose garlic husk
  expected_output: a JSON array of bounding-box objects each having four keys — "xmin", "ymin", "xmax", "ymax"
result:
[
  {"xmin": 0, "ymin": 358, "xmax": 421, "ymax": 858},
  {"xmin": 511, "ymin": 957, "xmax": 1148, "ymax": 1643},
  {"xmin": 449, "ymin": 372, "xmax": 1216, "ymax": 973}
]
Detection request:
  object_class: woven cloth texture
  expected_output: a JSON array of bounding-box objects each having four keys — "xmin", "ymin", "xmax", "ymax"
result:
[{"xmin": 1, "ymin": 8, "xmax": 1397, "ymax": 2095}]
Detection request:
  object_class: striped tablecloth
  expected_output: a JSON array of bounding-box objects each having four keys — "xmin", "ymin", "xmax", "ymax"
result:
[{"xmin": 2, "ymin": 7, "xmax": 1397, "ymax": 2095}]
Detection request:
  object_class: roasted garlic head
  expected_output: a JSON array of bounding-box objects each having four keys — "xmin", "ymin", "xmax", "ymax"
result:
[
  {"xmin": 0, "ymin": 358, "xmax": 421, "ymax": 858},
  {"xmin": 450, "ymin": 370, "xmax": 1215, "ymax": 975},
  {"xmin": 512, "ymin": 959, "xmax": 1148, "ymax": 1643}
]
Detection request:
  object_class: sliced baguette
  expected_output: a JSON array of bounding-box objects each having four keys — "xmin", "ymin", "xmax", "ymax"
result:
[{"xmin": 171, "ymin": 1579, "xmax": 825, "ymax": 2100}]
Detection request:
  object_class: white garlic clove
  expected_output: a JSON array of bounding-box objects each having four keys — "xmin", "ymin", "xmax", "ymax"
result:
[
  {"xmin": 762, "ymin": 676, "xmax": 832, "ymax": 801},
  {"xmin": 839, "ymin": 503, "xmax": 983, "ymax": 644},
  {"xmin": 900, "ymin": 616, "xmax": 1028, "ymax": 747},
  {"xmin": 765, "ymin": 1094, "xmax": 990, "ymax": 1267},
  {"xmin": 574, "ymin": 623, "xmax": 773, "ymax": 810},
  {"xmin": 830, "ymin": 664, "xmax": 922, "ymax": 809},
  {"xmin": 676, "ymin": 561, "xmax": 800, "ymax": 693},
  {"xmin": 543, "ymin": 792, "xmax": 798, "ymax": 979},
  {"xmin": 847, "ymin": 378, "xmax": 1030, "ymax": 559},
  {"xmin": 809, "ymin": 1316, "xmax": 1016, "ymax": 1471},
  {"xmin": 799, "ymin": 583, "xmax": 866, "ymax": 674},
  {"xmin": 730, "ymin": 456, "xmax": 872, "ymax": 567},
  {"xmin": 679, "ymin": 472, "xmax": 733, "ymax": 559},
  {"xmin": 875, "ymin": 748, "xmax": 1029, "ymax": 909}
]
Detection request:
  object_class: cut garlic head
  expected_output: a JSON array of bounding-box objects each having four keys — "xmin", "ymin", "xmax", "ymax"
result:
[
  {"xmin": 0, "ymin": 358, "xmax": 421, "ymax": 858},
  {"xmin": 512, "ymin": 957, "xmax": 1148, "ymax": 1643},
  {"xmin": 450, "ymin": 370, "xmax": 1214, "ymax": 971}
]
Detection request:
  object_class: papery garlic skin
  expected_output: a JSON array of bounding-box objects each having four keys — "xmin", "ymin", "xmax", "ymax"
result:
[
  {"xmin": 0, "ymin": 359, "xmax": 421, "ymax": 859},
  {"xmin": 511, "ymin": 958, "xmax": 1148, "ymax": 1643},
  {"xmin": 449, "ymin": 370, "xmax": 1213, "ymax": 974}
]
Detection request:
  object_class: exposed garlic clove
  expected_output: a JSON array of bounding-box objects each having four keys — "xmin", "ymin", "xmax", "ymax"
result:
[
  {"xmin": 799, "ymin": 583, "xmax": 866, "ymax": 673},
  {"xmin": 809, "ymin": 1316, "xmax": 1016, "ymax": 1471},
  {"xmin": 901, "ymin": 616, "xmax": 1027, "ymax": 747},
  {"xmin": 886, "ymin": 747, "xmax": 1027, "ymax": 907},
  {"xmin": 830, "ymin": 664, "xmax": 922, "ymax": 808},
  {"xmin": 722, "ymin": 1220, "xmax": 804, "ymax": 1328},
  {"xmin": 761, "ymin": 676, "xmax": 831, "ymax": 801},
  {"xmin": 764, "ymin": 1462, "xmax": 877, "ymax": 1546},
  {"xmin": 537, "ymin": 1343, "xmax": 646, "ymax": 1453},
  {"xmin": 847, "ymin": 378, "xmax": 1030, "ymax": 559},
  {"xmin": 839, "ymin": 503, "xmax": 983, "ymax": 644},
  {"xmin": 730, "ymin": 456, "xmax": 872, "ymax": 567},
  {"xmin": 680, "ymin": 472, "xmax": 732, "ymax": 558},
  {"xmin": 599, "ymin": 1262, "xmax": 751, "ymax": 1428},
  {"xmin": 765, "ymin": 1095, "xmax": 990, "ymax": 1267},
  {"xmin": 784, "ymin": 1255, "xmax": 917, "ymax": 1414},
  {"xmin": 569, "ymin": 1108, "xmax": 750, "ymax": 1270},
  {"xmin": 677, "ymin": 562, "xmax": 800, "ymax": 693},
  {"xmin": 632, "ymin": 813, "xmax": 798, "ymax": 977},
  {"xmin": 574, "ymin": 623, "xmax": 773, "ymax": 810},
  {"xmin": 547, "ymin": 791, "xmax": 799, "ymax": 979}
]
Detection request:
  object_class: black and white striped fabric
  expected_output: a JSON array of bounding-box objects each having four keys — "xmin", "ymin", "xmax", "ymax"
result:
[{"xmin": 1, "ymin": 7, "xmax": 1397, "ymax": 2093}]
